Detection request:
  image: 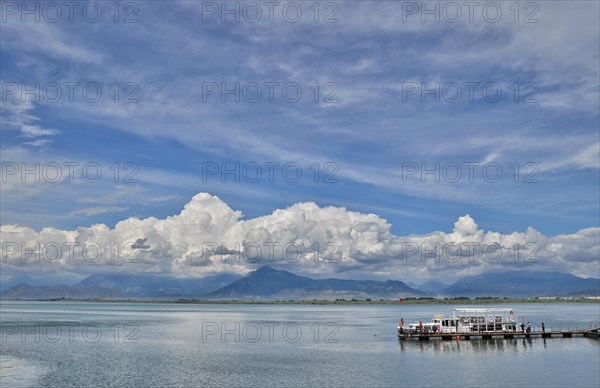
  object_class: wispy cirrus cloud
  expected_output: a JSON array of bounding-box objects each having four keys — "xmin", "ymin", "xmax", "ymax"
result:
[
  {"xmin": 69, "ymin": 206, "xmax": 131, "ymax": 217},
  {"xmin": 1, "ymin": 1, "xmax": 598, "ymax": 236},
  {"xmin": 0, "ymin": 98, "xmax": 60, "ymax": 139}
]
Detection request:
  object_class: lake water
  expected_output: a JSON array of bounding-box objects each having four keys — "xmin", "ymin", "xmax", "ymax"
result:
[{"xmin": 1, "ymin": 302, "xmax": 598, "ymax": 387}]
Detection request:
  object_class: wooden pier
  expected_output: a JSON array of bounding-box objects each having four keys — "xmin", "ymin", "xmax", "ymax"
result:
[{"xmin": 398, "ymin": 328, "xmax": 600, "ymax": 341}]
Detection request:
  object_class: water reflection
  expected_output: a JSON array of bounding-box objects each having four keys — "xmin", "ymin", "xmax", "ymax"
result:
[{"xmin": 396, "ymin": 336, "xmax": 588, "ymax": 353}]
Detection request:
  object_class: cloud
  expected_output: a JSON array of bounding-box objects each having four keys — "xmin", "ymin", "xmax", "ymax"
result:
[
  {"xmin": 146, "ymin": 194, "xmax": 183, "ymax": 202},
  {"xmin": 23, "ymin": 139, "xmax": 53, "ymax": 147},
  {"xmin": 0, "ymin": 20, "xmax": 103, "ymax": 64},
  {"xmin": 69, "ymin": 207, "xmax": 130, "ymax": 217},
  {"xmin": 1, "ymin": 193, "xmax": 598, "ymax": 282},
  {"xmin": 0, "ymin": 2, "xmax": 597, "ymax": 249},
  {"xmin": 78, "ymin": 186, "xmax": 147, "ymax": 205},
  {"xmin": 0, "ymin": 98, "xmax": 60, "ymax": 138},
  {"xmin": 131, "ymin": 238, "xmax": 150, "ymax": 250}
]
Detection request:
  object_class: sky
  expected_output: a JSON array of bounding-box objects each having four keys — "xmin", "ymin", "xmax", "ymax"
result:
[{"xmin": 1, "ymin": 1, "xmax": 599, "ymax": 283}]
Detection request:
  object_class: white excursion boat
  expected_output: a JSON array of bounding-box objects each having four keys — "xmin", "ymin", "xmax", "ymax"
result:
[{"xmin": 398, "ymin": 307, "xmax": 519, "ymax": 339}]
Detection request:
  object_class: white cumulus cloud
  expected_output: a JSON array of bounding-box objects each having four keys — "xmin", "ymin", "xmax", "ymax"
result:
[{"xmin": 1, "ymin": 193, "xmax": 598, "ymax": 282}]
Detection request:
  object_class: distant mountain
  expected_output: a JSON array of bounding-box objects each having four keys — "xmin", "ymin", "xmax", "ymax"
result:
[
  {"xmin": 443, "ymin": 271, "xmax": 600, "ymax": 297},
  {"xmin": 0, "ymin": 283, "xmax": 123, "ymax": 299},
  {"xmin": 1, "ymin": 273, "xmax": 242, "ymax": 300},
  {"xmin": 2, "ymin": 268, "xmax": 597, "ymax": 300},
  {"xmin": 1, "ymin": 276, "xmax": 46, "ymax": 291},
  {"xmin": 210, "ymin": 266, "xmax": 426, "ymax": 299},
  {"xmin": 418, "ymin": 281, "xmax": 451, "ymax": 295},
  {"xmin": 78, "ymin": 273, "xmax": 241, "ymax": 297},
  {"xmin": 1, "ymin": 275, "xmax": 81, "ymax": 291}
]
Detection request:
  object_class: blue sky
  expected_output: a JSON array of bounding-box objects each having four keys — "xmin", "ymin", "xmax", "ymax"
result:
[{"xmin": 1, "ymin": 1, "xmax": 599, "ymax": 281}]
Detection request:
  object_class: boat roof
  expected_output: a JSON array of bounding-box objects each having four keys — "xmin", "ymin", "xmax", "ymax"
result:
[{"xmin": 452, "ymin": 308, "xmax": 514, "ymax": 314}]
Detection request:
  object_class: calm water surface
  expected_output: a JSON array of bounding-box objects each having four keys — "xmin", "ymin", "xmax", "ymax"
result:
[{"xmin": 1, "ymin": 302, "xmax": 598, "ymax": 387}]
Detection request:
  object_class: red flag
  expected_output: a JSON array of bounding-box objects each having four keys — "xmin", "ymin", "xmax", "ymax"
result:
[{"xmin": 399, "ymin": 298, "xmax": 403, "ymax": 304}]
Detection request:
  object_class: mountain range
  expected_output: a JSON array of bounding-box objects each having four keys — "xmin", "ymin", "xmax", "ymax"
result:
[
  {"xmin": 442, "ymin": 271, "xmax": 599, "ymax": 297},
  {"xmin": 1, "ymin": 267, "xmax": 598, "ymax": 300},
  {"xmin": 209, "ymin": 266, "xmax": 425, "ymax": 299},
  {"xmin": 77, "ymin": 273, "xmax": 241, "ymax": 297}
]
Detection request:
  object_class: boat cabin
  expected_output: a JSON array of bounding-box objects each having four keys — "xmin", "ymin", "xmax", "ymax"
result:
[{"xmin": 401, "ymin": 308, "xmax": 518, "ymax": 334}]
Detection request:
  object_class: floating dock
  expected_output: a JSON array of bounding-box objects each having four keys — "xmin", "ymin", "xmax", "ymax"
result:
[{"xmin": 398, "ymin": 328, "xmax": 600, "ymax": 341}]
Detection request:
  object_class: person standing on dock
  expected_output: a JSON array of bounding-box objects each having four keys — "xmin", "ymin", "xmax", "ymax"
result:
[
  {"xmin": 541, "ymin": 323, "xmax": 545, "ymax": 333},
  {"xmin": 521, "ymin": 322, "xmax": 525, "ymax": 333},
  {"xmin": 419, "ymin": 321, "xmax": 423, "ymax": 333}
]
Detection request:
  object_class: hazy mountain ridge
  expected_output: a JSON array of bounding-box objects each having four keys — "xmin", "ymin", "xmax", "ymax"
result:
[
  {"xmin": 0, "ymin": 272, "xmax": 241, "ymax": 299},
  {"xmin": 417, "ymin": 281, "xmax": 451, "ymax": 295},
  {"xmin": 1, "ymin": 268, "xmax": 598, "ymax": 300},
  {"xmin": 1, "ymin": 276, "xmax": 46, "ymax": 291},
  {"xmin": 77, "ymin": 273, "xmax": 241, "ymax": 297},
  {"xmin": 209, "ymin": 266, "xmax": 425, "ymax": 299},
  {"xmin": 442, "ymin": 271, "xmax": 600, "ymax": 297},
  {"xmin": 1, "ymin": 283, "xmax": 124, "ymax": 299}
]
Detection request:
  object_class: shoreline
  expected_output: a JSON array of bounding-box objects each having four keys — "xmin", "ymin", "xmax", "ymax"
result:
[{"xmin": 1, "ymin": 297, "xmax": 598, "ymax": 305}]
